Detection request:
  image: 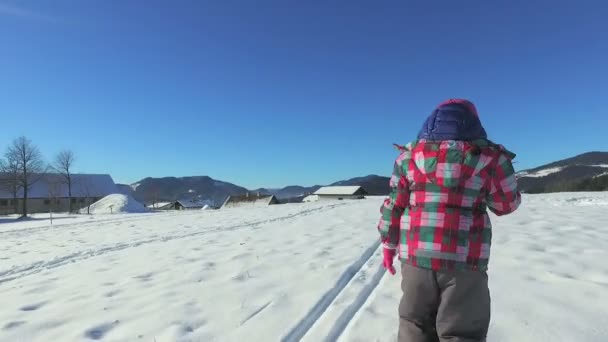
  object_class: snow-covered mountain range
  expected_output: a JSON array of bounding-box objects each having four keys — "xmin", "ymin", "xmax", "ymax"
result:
[{"xmin": 516, "ymin": 152, "xmax": 608, "ymax": 193}]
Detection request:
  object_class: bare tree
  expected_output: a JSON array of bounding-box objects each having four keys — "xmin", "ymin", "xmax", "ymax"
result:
[
  {"xmin": 146, "ymin": 186, "xmax": 160, "ymax": 209},
  {"xmin": 78, "ymin": 177, "xmax": 94, "ymax": 215},
  {"xmin": 0, "ymin": 154, "xmax": 22, "ymax": 214},
  {"xmin": 6, "ymin": 136, "xmax": 46, "ymax": 217},
  {"xmin": 53, "ymin": 150, "xmax": 76, "ymax": 213}
]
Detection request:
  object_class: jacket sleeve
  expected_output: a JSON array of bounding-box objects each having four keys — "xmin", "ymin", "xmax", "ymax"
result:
[
  {"xmin": 486, "ymin": 152, "xmax": 521, "ymax": 216},
  {"xmin": 378, "ymin": 153, "xmax": 410, "ymax": 249}
]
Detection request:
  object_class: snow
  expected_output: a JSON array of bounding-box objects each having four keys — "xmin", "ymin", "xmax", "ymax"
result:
[
  {"xmin": 303, "ymin": 195, "xmax": 320, "ymax": 202},
  {"xmin": 1, "ymin": 193, "xmax": 608, "ymax": 341},
  {"xmin": 188, "ymin": 189, "xmax": 195, "ymax": 193},
  {"xmin": 222, "ymin": 195, "xmax": 276, "ymax": 209},
  {"xmin": 130, "ymin": 183, "xmax": 140, "ymax": 191},
  {"xmin": 518, "ymin": 166, "xmax": 564, "ymax": 178},
  {"xmin": 314, "ymin": 186, "xmax": 363, "ymax": 196},
  {"xmin": 594, "ymin": 172, "xmax": 608, "ymax": 178},
  {"xmin": 148, "ymin": 202, "xmax": 171, "ymax": 208},
  {"xmin": 518, "ymin": 164, "xmax": 608, "ymax": 179},
  {"xmin": 81, "ymin": 194, "xmax": 149, "ymax": 214}
]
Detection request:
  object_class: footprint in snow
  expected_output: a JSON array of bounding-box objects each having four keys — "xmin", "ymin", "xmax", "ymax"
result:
[
  {"xmin": 84, "ymin": 321, "xmax": 120, "ymax": 340},
  {"xmin": 3, "ymin": 321, "xmax": 26, "ymax": 330},
  {"xmin": 104, "ymin": 289, "xmax": 121, "ymax": 298},
  {"xmin": 133, "ymin": 272, "xmax": 154, "ymax": 282},
  {"xmin": 178, "ymin": 319, "xmax": 207, "ymax": 335},
  {"xmin": 20, "ymin": 302, "xmax": 46, "ymax": 312}
]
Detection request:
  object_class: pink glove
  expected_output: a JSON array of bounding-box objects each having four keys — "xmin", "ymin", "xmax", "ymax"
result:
[{"xmin": 382, "ymin": 248, "xmax": 396, "ymax": 275}]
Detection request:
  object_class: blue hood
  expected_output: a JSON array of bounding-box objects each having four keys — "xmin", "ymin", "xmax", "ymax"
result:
[{"xmin": 417, "ymin": 102, "xmax": 487, "ymax": 141}]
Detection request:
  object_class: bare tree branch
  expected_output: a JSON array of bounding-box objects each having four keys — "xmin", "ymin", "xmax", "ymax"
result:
[
  {"xmin": 53, "ymin": 150, "xmax": 76, "ymax": 212},
  {"xmin": 6, "ymin": 136, "xmax": 47, "ymax": 217},
  {"xmin": 0, "ymin": 153, "xmax": 22, "ymax": 213},
  {"xmin": 73, "ymin": 176, "xmax": 95, "ymax": 214}
]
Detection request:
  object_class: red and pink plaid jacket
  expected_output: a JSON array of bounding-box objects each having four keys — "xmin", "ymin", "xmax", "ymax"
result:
[{"xmin": 378, "ymin": 139, "xmax": 521, "ymax": 271}]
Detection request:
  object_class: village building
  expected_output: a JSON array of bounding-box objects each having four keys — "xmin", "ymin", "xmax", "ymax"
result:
[
  {"xmin": 303, "ymin": 186, "xmax": 368, "ymax": 202},
  {"xmin": 0, "ymin": 174, "xmax": 118, "ymax": 215},
  {"xmin": 221, "ymin": 193, "xmax": 278, "ymax": 209},
  {"xmin": 156, "ymin": 199, "xmax": 210, "ymax": 210}
]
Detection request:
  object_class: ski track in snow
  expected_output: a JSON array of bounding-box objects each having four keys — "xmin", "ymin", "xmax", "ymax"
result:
[
  {"xmin": 282, "ymin": 239, "xmax": 384, "ymax": 342},
  {"xmin": 327, "ymin": 263, "xmax": 386, "ymax": 342},
  {"xmin": 0, "ymin": 203, "xmax": 347, "ymax": 284}
]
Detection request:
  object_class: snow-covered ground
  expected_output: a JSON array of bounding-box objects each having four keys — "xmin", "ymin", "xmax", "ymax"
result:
[
  {"xmin": 1, "ymin": 193, "xmax": 607, "ymax": 341},
  {"xmin": 83, "ymin": 194, "xmax": 149, "ymax": 214}
]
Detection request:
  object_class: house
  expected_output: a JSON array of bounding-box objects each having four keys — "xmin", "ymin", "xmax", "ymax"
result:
[
  {"xmin": 221, "ymin": 193, "xmax": 279, "ymax": 209},
  {"xmin": 0, "ymin": 173, "xmax": 118, "ymax": 215},
  {"xmin": 157, "ymin": 199, "xmax": 210, "ymax": 210},
  {"xmin": 307, "ymin": 186, "xmax": 368, "ymax": 201},
  {"xmin": 146, "ymin": 202, "xmax": 171, "ymax": 209}
]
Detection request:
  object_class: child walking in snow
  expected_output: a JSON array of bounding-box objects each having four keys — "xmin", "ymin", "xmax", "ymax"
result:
[{"xmin": 378, "ymin": 99, "xmax": 521, "ymax": 342}]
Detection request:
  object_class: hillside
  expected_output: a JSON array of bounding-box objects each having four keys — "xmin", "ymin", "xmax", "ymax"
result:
[
  {"xmin": 330, "ymin": 175, "xmax": 391, "ymax": 195},
  {"xmin": 127, "ymin": 176, "xmax": 248, "ymax": 207},
  {"xmin": 517, "ymin": 152, "xmax": 608, "ymax": 193}
]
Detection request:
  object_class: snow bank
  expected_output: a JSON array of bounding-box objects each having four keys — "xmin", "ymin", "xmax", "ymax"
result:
[
  {"xmin": 530, "ymin": 192, "xmax": 608, "ymax": 207},
  {"xmin": 82, "ymin": 194, "xmax": 149, "ymax": 214}
]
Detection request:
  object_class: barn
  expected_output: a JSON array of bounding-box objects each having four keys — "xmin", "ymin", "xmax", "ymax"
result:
[
  {"xmin": 0, "ymin": 173, "xmax": 118, "ymax": 215},
  {"xmin": 307, "ymin": 186, "xmax": 368, "ymax": 201},
  {"xmin": 157, "ymin": 200, "xmax": 210, "ymax": 210},
  {"xmin": 221, "ymin": 193, "xmax": 278, "ymax": 209}
]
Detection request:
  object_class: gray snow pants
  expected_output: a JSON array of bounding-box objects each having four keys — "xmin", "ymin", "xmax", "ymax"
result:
[{"xmin": 398, "ymin": 263, "xmax": 491, "ymax": 342}]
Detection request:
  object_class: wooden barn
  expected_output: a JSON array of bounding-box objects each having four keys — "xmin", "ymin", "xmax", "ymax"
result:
[{"xmin": 221, "ymin": 193, "xmax": 278, "ymax": 209}]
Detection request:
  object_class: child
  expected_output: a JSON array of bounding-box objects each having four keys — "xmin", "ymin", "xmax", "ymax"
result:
[{"xmin": 378, "ymin": 99, "xmax": 521, "ymax": 342}]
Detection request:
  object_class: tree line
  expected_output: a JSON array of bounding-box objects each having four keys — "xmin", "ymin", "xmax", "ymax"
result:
[
  {"xmin": 0, "ymin": 136, "xmax": 77, "ymax": 218},
  {"xmin": 525, "ymin": 174, "xmax": 608, "ymax": 193}
]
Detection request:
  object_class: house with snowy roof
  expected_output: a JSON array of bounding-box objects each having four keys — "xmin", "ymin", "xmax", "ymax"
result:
[
  {"xmin": 0, "ymin": 173, "xmax": 118, "ymax": 215},
  {"xmin": 221, "ymin": 193, "xmax": 278, "ymax": 209},
  {"xmin": 156, "ymin": 199, "xmax": 212, "ymax": 210},
  {"xmin": 304, "ymin": 186, "xmax": 368, "ymax": 202}
]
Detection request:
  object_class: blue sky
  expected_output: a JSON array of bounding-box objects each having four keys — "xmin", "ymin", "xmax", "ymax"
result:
[{"xmin": 1, "ymin": 0, "xmax": 606, "ymax": 188}]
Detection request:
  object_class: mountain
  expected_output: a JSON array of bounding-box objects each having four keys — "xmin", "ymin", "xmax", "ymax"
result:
[
  {"xmin": 330, "ymin": 175, "xmax": 391, "ymax": 195},
  {"xmin": 517, "ymin": 152, "xmax": 608, "ymax": 193},
  {"xmin": 115, "ymin": 184, "xmax": 134, "ymax": 196},
  {"xmin": 117, "ymin": 152, "xmax": 608, "ymax": 206},
  {"xmin": 123, "ymin": 174, "xmax": 392, "ymax": 207},
  {"xmin": 128, "ymin": 176, "xmax": 248, "ymax": 207}
]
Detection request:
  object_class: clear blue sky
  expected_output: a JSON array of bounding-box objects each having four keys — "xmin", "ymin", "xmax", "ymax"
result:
[{"xmin": 1, "ymin": 0, "xmax": 606, "ymax": 188}]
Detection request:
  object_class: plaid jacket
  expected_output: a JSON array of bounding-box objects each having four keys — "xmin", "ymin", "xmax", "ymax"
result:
[{"xmin": 378, "ymin": 139, "xmax": 521, "ymax": 271}]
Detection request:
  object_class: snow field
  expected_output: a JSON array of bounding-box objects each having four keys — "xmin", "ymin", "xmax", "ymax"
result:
[{"xmin": 0, "ymin": 193, "xmax": 607, "ymax": 341}]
